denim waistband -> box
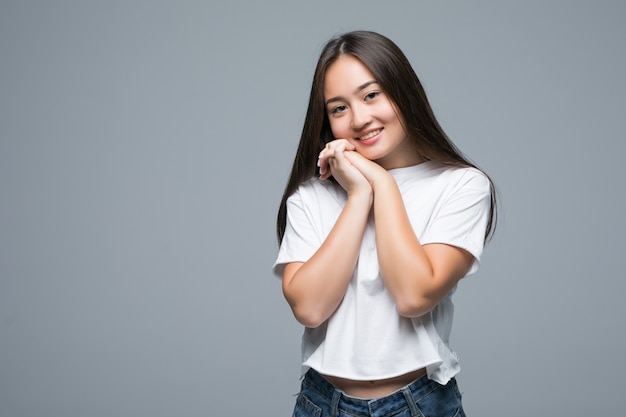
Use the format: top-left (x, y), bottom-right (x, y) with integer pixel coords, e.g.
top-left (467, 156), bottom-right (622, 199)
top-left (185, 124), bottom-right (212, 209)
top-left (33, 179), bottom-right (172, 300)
top-left (302, 368), bottom-right (443, 415)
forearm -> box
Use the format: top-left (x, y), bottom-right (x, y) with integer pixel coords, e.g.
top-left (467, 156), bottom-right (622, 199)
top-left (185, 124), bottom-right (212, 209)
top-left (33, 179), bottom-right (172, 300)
top-left (283, 191), bottom-right (372, 327)
top-left (370, 177), bottom-right (434, 315)
top-left (373, 174), bottom-right (477, 319)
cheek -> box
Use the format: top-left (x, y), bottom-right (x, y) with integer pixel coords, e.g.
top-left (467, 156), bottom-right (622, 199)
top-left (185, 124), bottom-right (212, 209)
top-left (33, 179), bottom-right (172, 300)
top-left (384, 111), bottom-right (406, 136)
top-left (329, 118), bottom-right (350, 138)
top-left (328, 119), bottom-right (339, 137)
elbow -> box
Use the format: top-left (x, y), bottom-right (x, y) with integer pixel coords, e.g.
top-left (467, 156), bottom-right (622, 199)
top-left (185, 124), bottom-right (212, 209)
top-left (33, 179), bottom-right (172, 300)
top-left (284, 290), bottom-right (328, 328)
top-left (292, 306), bottom-right (327, 328)
top-left (283, 282), bottom-right (333, 328)
top-left (394, 296), bottom-right (434, 319)
top-left (283, 290), bottom-right (328, 328)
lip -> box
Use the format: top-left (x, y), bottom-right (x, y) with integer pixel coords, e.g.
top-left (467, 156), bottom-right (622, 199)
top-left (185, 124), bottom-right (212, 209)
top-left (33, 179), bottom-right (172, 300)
top-left (356, 128), bottom-right (382, 145)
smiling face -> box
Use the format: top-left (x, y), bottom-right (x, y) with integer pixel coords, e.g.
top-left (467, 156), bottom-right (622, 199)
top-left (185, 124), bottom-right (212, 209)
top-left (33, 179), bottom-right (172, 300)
top-left (323, 55), bottom-right (421, 170)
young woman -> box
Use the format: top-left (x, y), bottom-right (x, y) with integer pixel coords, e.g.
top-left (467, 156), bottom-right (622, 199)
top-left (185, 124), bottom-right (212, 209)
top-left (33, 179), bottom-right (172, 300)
top-left (274, 31), bottom-right (496, 417)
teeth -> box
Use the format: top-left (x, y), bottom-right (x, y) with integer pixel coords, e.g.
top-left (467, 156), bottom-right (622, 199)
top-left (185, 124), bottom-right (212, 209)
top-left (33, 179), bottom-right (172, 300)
top-left (360, 129), bottom-right (380, 140)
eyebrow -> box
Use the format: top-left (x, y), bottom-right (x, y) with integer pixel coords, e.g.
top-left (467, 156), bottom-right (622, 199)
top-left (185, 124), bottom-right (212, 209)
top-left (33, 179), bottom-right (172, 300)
top-left (325, 80), bottom-right (378, 107)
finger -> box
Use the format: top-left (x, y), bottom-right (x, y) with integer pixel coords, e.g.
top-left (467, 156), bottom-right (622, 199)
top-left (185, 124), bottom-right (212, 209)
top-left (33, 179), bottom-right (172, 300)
top-left (342, 151), bottom-right (366, 172)
top-left (318, 153), bottom-right (328, 177)
top-left (318, 146), bottom-right (339, 177)
top-left (321, 156), bottom-right (339, 180)
top-left (318, 155), bottom-right (332, 179)
top-left (331, 139), bottom-right (355, 153)
top-left (320, 154), bottom-right (343, 181)
top-left (318, 139), bottom-right (352, 179)
top-left (323, 139), bottom-right (351, 156)
top-left (343, 141), bottom-right (356, 151)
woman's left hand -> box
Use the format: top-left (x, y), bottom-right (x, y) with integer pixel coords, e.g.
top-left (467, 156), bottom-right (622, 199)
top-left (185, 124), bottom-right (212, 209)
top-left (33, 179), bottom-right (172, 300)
top-left (343, 151), bottom-right (390, 188)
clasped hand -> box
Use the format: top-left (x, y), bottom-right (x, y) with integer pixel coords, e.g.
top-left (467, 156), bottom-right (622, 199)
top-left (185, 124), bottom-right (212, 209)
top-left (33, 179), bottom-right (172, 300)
top-left (317, 139), bottom-right (387, 195)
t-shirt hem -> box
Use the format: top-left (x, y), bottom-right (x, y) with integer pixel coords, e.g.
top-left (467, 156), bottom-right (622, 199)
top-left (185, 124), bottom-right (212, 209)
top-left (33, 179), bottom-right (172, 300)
top-left (301, 359), bottom-right (444, 383)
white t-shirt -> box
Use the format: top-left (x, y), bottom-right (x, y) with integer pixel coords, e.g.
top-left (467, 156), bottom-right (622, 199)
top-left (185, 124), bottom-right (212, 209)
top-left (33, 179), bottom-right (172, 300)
top-left (273, 161), bottom-right (492, 385)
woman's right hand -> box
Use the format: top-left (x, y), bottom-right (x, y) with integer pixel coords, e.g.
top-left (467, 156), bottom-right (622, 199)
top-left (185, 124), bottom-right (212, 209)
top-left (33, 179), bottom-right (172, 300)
top-left (318, 139), bottom-right (372, 197)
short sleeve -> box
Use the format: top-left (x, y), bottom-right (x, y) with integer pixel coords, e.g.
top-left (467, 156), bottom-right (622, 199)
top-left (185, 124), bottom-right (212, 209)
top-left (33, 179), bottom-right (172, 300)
top-left (421, 169), bottom-right (492, 276)
top-left (272, 189), bottom-right (322, 279)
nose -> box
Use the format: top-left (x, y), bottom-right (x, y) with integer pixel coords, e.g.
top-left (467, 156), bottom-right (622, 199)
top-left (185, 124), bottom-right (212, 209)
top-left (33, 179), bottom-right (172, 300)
top-left (350, 103), bottom-right (372, 131)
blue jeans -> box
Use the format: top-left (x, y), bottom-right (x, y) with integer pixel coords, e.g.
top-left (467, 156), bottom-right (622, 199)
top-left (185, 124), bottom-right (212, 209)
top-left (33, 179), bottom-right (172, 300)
top-left (293, 369), bottom-right (466, 417)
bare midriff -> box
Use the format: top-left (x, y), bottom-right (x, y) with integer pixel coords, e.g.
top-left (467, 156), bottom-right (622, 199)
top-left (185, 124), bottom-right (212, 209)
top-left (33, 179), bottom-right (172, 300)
top-left (322, 368), bottom-right (427, 399)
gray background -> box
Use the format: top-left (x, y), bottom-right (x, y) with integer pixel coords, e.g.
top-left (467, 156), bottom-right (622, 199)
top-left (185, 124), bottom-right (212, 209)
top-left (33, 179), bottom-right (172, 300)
top-left (1, 0), bottom-right (624, 415)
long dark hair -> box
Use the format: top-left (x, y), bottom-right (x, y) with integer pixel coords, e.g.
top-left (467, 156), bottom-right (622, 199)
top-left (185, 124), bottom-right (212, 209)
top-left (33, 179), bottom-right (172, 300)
top-left (277, 31), bottom-right (496, 243)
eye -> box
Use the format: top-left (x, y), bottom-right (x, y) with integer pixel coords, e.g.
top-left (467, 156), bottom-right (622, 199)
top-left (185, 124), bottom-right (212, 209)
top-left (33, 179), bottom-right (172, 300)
top-left (364, 91), bottom-right (380, 101)
top-left (329, 105), bottom-right (347, 115)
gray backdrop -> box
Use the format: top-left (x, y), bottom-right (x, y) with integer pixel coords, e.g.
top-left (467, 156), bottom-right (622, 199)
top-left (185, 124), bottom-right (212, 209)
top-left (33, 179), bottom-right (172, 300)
top-left (1, 1), bottom-right (625, 416)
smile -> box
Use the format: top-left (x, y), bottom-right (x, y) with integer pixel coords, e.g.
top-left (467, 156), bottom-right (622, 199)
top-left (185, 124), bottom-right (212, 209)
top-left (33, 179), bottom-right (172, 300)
top-left (359, 129), bottom-right (382, 140)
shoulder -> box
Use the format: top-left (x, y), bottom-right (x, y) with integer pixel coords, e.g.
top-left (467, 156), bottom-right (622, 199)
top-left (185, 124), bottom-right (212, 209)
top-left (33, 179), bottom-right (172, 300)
top-left (453, 166), bottom-right (491, 191)
top-left (430, 163), bottom-right (491, 194)
top-left (287, 177), bottom-right (345, 205)
top-left (398, 162), bottom-right (490, 193)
